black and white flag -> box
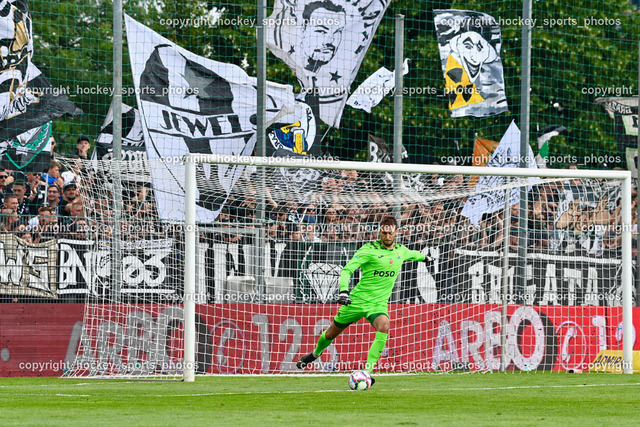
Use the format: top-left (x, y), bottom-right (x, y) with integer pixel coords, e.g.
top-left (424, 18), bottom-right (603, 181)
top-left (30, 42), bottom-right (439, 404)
top-left (93, 102), bottom-right (149, 183)
top-left (0, 0), bottom-right (81, 140)
top-left (125, 15), bottom-right (295, 222)
top-left (434, 10), bottom-right (508, 117)
top-left (347, 58), bottom-right (409, 113)
top-left (596, 97), bottom-right (638, 137)
top-left (461, 121), bottom-right (537, 225)
top-left (596, 97), bottom-right (638, 168)
top-left (265, 0), bottom-right (390, 127)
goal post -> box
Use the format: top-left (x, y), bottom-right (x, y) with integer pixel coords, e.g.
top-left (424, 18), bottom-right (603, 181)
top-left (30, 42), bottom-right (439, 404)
top-left (183, 153), bottom-right (634, 378)
top-left (184, 156), bottom-right (197, 382)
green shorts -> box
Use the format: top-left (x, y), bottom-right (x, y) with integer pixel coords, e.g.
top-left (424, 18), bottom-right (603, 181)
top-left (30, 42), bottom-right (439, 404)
top-left (333, 303), bottom-right (389, 329)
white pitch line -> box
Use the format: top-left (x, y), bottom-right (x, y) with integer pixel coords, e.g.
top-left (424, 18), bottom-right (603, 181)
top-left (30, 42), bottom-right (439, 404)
top-left (3, 393), bottom-right (92, 398)
top-left (0, 382), bottom-right (93, 389)
top-left (153, 389), bottom-right (350, 397)
top-left (3, 381), bottom-right (640, 399)
top-left (56, 394), bottom-right (91, 397)
top-left (150, 382), bottom-right (640, 397)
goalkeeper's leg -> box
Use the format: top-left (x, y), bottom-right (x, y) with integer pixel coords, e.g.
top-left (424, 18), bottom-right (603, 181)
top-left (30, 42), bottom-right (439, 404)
top-left (297, 322), bottom-right (346, 370)
top-left (364, 314), bottom-right (390, 385)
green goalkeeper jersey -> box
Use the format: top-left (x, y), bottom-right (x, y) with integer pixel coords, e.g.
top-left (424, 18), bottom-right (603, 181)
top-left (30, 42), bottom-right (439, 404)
top-left (339, 240), bottom-right (426, 306)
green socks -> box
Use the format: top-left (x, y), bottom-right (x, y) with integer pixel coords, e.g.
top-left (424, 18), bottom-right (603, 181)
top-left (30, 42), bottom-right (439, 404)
top-left (365, 331), bottom-right (388, 371)
top-left (313, 330), bottom-right (388, 371)
top-left (313, 330), bottom-right (333, 357)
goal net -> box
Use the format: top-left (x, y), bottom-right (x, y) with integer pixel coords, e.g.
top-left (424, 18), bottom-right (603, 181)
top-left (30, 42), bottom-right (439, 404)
top-left (63, 155), bottom-right (633, 379)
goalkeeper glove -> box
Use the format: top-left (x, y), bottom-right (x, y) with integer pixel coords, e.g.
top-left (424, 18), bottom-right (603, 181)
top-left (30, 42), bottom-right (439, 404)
top-left (422, 255), bottom-right (434, 264)
top-left (337, 291), bottom-right (351, 306)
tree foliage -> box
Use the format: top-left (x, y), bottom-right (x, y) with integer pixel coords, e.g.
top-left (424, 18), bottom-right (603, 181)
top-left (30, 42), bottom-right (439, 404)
top-left (30, 0), bottom-right (640, 164)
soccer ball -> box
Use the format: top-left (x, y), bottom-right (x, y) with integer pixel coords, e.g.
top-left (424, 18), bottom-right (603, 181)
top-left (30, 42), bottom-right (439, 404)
top-left (348, 370), bottom-right (372, 391)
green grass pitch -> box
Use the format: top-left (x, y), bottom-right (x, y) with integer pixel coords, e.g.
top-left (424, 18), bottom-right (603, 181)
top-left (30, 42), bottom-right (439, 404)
top-left (1, 373), bottom-right (638, 425)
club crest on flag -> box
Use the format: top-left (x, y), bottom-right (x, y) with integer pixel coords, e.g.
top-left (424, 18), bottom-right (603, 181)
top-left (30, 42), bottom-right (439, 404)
top-left (0, 121), bottom-right (52, 172)
top-left (267, 101), bottom-right (316, 155)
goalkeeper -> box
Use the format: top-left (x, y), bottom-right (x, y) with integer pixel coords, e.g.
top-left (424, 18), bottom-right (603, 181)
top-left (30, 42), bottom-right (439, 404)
top-left (296, 216), bottom-right (429, 384)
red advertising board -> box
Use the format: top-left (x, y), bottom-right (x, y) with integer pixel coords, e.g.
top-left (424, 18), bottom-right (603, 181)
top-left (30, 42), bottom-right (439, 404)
top-left (1, 304), bottom-right (638, 376)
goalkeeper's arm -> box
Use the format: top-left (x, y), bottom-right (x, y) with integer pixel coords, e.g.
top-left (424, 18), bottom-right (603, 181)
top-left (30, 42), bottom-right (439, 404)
top-left (403, 247), bottom-right (433, 264)
top-left (338, 245), bottom-right (370, 293)
top-left (336, 245), bottom-right (371, 304)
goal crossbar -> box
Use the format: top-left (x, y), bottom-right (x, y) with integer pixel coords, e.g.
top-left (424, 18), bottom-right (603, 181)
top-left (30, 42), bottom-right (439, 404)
top-left (185, 153), bottom-right (633, 180)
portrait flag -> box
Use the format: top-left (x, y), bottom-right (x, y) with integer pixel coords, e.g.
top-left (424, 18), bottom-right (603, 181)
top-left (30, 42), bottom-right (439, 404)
top-left (265, 0), bottom-right (390, 127)
top-left (125, 15), bottom-right (295, 222)
top-left (434, 9), bottom-right (508, 118)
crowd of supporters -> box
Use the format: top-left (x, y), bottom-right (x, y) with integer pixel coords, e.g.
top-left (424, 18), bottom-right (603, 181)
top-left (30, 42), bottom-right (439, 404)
top-left (0, 136), bottom-right (635, 262)
top-left (0, 135), bottom-right (153, 243)
top-left (217, 166), bottom-right (635, 259)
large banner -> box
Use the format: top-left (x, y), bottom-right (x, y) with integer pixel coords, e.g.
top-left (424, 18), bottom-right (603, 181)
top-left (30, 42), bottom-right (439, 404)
top-left (0, 235), bottom-right (182, 299)
top-left (265, 0), bottom-right (390, 127)
top-left (0, 236), bottom-right (628, 307)
top-left (434, 9), bottom-right (508, 117)
top-left (0, 233), bottom-right (57, 298)
top-left (125, 15), bottom-right (295, 222)
top-left (1, 303), bottom-right (638, 376)
top-left (56, 238), bottom-right (178, 297)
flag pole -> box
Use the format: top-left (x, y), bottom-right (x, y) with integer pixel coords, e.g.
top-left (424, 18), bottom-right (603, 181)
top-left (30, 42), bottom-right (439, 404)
top-left (111, 0), bottom-right (124, 302)
top-left (636, 40), bottom-right (640, 306)
top-left (517, 0), bottom-right (533, 304)
top-left (256, 0), bottom-right (267, 296)
top-left (392, 14), bottom-right (404, 303)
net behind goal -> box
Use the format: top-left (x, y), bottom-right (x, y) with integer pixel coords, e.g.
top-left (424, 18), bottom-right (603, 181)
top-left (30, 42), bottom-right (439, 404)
top-left (65, 155), bottom-right (634, 379)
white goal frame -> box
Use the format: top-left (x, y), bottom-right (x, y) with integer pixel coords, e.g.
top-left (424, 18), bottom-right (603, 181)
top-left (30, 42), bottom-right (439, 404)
top-left (183, 153), bottom-right (634, 381)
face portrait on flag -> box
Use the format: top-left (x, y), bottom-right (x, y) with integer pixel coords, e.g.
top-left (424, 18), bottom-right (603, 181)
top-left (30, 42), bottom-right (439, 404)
top-left (434, 10), bottom-right (508, 118)
top-left (266, 0), bottom-right (390, 128)
top-left (299, 1), bottom-right (346, 73)
top-left (449, 28), bottom-right (497, 84)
